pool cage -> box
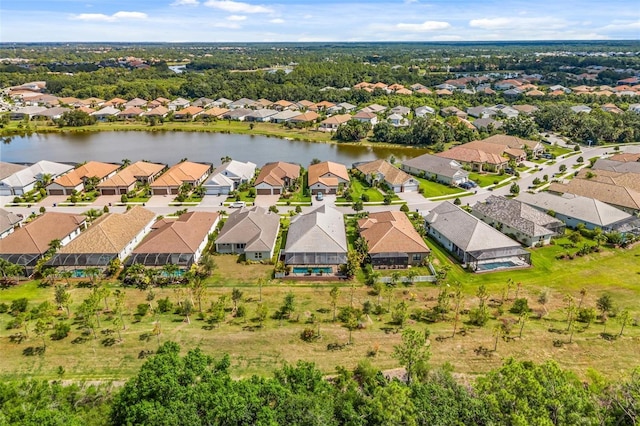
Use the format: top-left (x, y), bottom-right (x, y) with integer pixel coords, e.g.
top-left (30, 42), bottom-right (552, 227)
top-left (125, 253), bottom-right (195, 268)
top-left (283, 251), bottom-right (347, 266)
top-left (0, 253), bottom-right (41, 276)
top-left (465, 246), bottom-right (531, 272)
top-left (46, 253), bottom-right (117, 268)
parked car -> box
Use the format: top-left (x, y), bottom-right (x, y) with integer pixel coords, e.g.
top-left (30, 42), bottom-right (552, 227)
top-left (316, 192), bottom-right (324, 201)
top-left (230, 201), bottom-right (246, 208)
top-left (505, 167), bottom-right (515, 175)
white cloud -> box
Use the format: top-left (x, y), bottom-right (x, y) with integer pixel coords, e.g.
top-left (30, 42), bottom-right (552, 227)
top-left (469, 16), bottom-right (566, 30)
top-left (71, 11), bottom-right (148, 22)
top-left (404, 0), bottom-right (419, 4)
top-left (395, 20), bottom-right (451, 32)
top-left (270, 18), bottom-right (285, 24)
top-left (597, 20), bottom-right (640, 31)
top-left (227, 15), bottom-right (247, 21)
top-left (171, 0), bottom-right (199, 5)
top-left (213, 22), bottom-right (241, 28)
top-left (204, 0), bottom-right (272, 14)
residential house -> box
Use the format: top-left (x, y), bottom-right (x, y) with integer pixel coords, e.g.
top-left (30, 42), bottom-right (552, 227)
top-left (319, 114), bottom-right (352, 132)
top-left (228, 98), bottom-right (256, 109)
top-left (212, 98), bottom-right (233, 108)
top-left (592, 158), bottom-right (640, 174)
top-left (607, 152), bottom-right (640, 163)
top-left (358, 211), bottom-right (430, 268)
top-left (352, 111), bottom-right (378, 126)
top-left (480, 134), bottom-right (545, 158)
top-left (283, 205), bottom-right (347, 272)
top-left (255, 99), bottom-right (274, 109)
top-left (254, 161), bottom-right (300, 195)
top-left (192, 97), bottom-right (214, 108)
top-left (327, 102), bottom-right (356, 114)
top-left (124, 98), bottom-right (148, 109)
top-left (272, 100), bottom-right (295, 111)
top-left (472, 118), bottom-right (502, 131)
top-left (168, 97), bottom-right (190, 111)
top-left (512, 104), bottom-right (539, 115)
top-left (0, 208), bottom-right (23, 239)
top-left (127, 212), bottom-right (220, 269)
top-left (472, 195), bottom-right (564, 247)
top-left (174, 106), bottom-right (203, 120)
top-left (97, 161), bottom-right (166, 196)
top-left (200, 107), bottom-right (229, 119)
top-left (489, 105), bottom-right (519, 119)
top-left (0, 160), bottom-right (73, 196)
top-left (440, 106), bottom-right (467, 119)
top-left (309, 101), bottom-right (335, 112)
top-left (356, 159), bottom-right (418, 192)
top-left (32, 107), bottom-right (70, 120)
top-left (46, 161), bottom-right (120, 196)
top-left (46, 206), bottom-right (156, 272)
top-left (414, 106), bottom-right (435, 117)
top-left (0, 212), bottom-right (86, 275)
top-left (142, 106), bottom-right (169, 118)
top-left (215, 206), bottom-right (280, 261)
top-left (361, 104), bottom-right (387, 114)
top-left (602, 103), bottom-right (624, 114)
top-left (548, 180), bottom-right (640, 215)
top-left (436, 141), bottom-right (511, 172)
top-left (221, 108), bottom-right (252, 121)
top-left (387, 113), bottom-right (409, 127)
top-left (0, 163), bottom-right (28, 181)
top-left (308, 161), bottom-right (350, 195)
top-left (570, 105), bottom-right (592, 114)
top-left (10, 106), bottom-right (47, 120)
top-left (245, 109), bottom-right (278, 122)
top-left (204, 160), bottom-right (257, 195)
top-left (288, 111), bottom-right (319, 125)
top-left (401, 153), bottom-right (469, 186)
top-left (466, 106), bottom-right (495, 119)
top-left (270, 110), bottom-right (301, 123)
top-left (295, 100), bottom-right (315, 110)
top-left (91, 106), bottom-right (120, 121)
top-left (425, 202), bottom-right (531, 272)
top-left (149, 161), bottom-right (210, 196)
top-left (117, 106), bottom-right (144, 120)
top-left (517, 192), bottom-right (640, 235)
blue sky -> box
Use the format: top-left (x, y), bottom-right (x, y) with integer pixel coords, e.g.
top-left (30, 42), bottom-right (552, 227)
top-left (2, 0), bottom-right (639, 42)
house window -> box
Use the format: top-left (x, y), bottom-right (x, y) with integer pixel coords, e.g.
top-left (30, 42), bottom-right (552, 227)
top-left (412, 254), bottom-right (422, 261)
top-left (255, 252), bottom-right (263, 259)
top-left (236, 243), bottom-right (245, 249)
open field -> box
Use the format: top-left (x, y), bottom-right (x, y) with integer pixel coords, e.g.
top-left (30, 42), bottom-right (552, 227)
top-left (414, 176), bottom-right (463, 198)
top-left (1, 247), bottom-right (639, 382)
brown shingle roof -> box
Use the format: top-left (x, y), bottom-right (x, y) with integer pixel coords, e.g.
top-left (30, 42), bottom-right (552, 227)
top-left (289, 111), bottom-right (319, 123)
top-left (357, 160), bottom-right (413, 186)
top-left (358, 211), bottom-right (430, 255)
top-left (549, 180), bottom-right (640, 211)
top-left (151, 162), bottom-right (210, 188)
top-left (320, 114), bottom-right (351, 126)
top-left (98, 161), bottom-right (165, 189)
top-left (51, 161), bottom-right (119, 188)
top-left (308, 161), bottom-right (350, 187)
top-left (0, 212), bottom-right (86, 255)
top-left (57, 206), bottom-right (156, 254)
top-left (254, 162), bottom-right (300, 187)
top-left (607, 153), bottom-right (640, 163)
top-left (132, 212), bottom-right (219, 254)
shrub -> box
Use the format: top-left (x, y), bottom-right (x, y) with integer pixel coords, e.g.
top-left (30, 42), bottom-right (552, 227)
top-left (400, 204), bottom-right (409, 212)
top-left (51, 322), bottom-right (71, 340)
top-left (510, 298), bottom-right (529, 315)
top-left (156, 297), bottom-right (174, 313)
top-left (300, 327), bottom-right (319, 342)
top-left (361, 193), bottom-right (369, 202)
top-left (0, 302), bottom-right (8, 313)
top-left (10, 298), bottom-right (28, 315)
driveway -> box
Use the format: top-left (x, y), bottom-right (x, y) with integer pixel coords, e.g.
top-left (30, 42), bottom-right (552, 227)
top-left (397, 191), bottom-right (427, 205)
top-left (254, 194), bottom-right (280, 207)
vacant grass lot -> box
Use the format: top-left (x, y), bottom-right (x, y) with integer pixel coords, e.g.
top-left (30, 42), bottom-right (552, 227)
top-left (469, 173), bottom-right (503, 187)
top-left (1, 244), bottom-right (638, 382)
top-left (413, 176), bottom-right (463, 198)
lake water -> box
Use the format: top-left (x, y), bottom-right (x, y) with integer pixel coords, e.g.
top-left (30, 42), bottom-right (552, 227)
top-left (0, 131), bottom-right (428, 167)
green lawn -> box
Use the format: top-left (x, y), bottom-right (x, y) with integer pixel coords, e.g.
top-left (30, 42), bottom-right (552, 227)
top-left (226, 190), bottom-right (256, 203)
top-left (546, 145), bottom-right (572, 157)
top-left (414, 176), bottom-right (464, 198)
top-left (469, 173), bottom-right (502, 188)
top-left (279, 173), bottom-right (311, 203)
top-left (337, 178), bottom-right (387, 203)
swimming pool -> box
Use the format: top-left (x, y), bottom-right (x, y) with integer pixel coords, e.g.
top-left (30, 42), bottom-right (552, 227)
top-left (292, 267), bottom-right (333, 274)
top-left (477, 261), bottom-right (519, 271)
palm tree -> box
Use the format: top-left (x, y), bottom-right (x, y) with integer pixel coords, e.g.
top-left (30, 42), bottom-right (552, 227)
top-left (36, 173), bottom-right (53, 189)
top-left (84, 267), bottom-right (101, 286)
top-left (121, 158), bottom-right (132, 168)
top-left (47, 239), bottom-right (62, 254)
top-left (221, 155), bottom-right (232, 164)
top-left (162, 263), bottom-right (179, 283)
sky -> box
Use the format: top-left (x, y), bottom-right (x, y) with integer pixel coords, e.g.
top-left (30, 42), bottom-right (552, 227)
top-left (1, 0), bottom-right (639, 43)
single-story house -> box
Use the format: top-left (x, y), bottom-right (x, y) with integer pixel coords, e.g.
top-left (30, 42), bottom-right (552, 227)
top-left (245, 109), bottom-right (278, 122)
top-left (192, 97), bottom-right (214, 109)
top-left (517, 192), bottom-right (640, 235)
top-left (0, 160), bottom-right (73, 196)
top-left (440, 106), bottom-right (467, 119)
top-left (168, 98), bottom-right (190, 111)
top-left (480, 134), bottom-right (545, 158)
top-left (200, 107), bottom-right (229, 119)
top-left (570, 105), bottom-right (592, 114)
top-left (221, 108), bottom-right (253, 121)
top-left (32, 107), bottom-right (70, 120)
top-left (390, 106), bottom-right (411, 116)
top-left (124, 98), bottom-right (148, 109)
top-left (254, 161), bottom-right (300, 195)
top-left (46, 206), bottom-right (156, 272)
top-left (360, 104), bottom-right (387, 114)
top-left (91, 106), bottom-right (120, 121)
top-left (352, 111), bottom-right (378, 126)
top-left (215, 206), bottom-right (280, 261)
top-left (46, 161), bottom-right (120, 196)
top-left (117, 106), bottom-right (144, 120)
top-left (548, 180), bottom-right (640, 215)
top-left (401, 153), bottom-right (469, 186)
top-left (471, 195), bottom-right (565, 247)
top-left (204, 160), bottom-right (257, 195)
top-left (142, 106), bottom-right (169, 118)
top-left (358, 211), bottom-right (430, 269)
top-left (415, 106), bottom-right (435, 117)
top-left (436, 141), bottom-right (511, 172)
top-left (0, 162), bottom-right (28, 181)
top-left (318, 114), bottom-right (351, 132)
top-left (174, 106), bottom-right (204, 120)
top-left (467, 106), bottom-right (495, 119)
top-left (127, 212), bottom-right (220, 269)
top-left (97, 161), bottom-right (166, 196)
top-left (270, 110), bottom-right (301, 123)
top-left (10, 106), bottom-right (48, 120)
top-left (0, 208), bottom-right (23, 239)
top-left (283, 205), bottom-right (347, 273)
top-left (327, 102), bottom-right (356, 114)
top-left (387, 113), bottom-right (409, 127)
top-left (228, 98), bottom-right (256, 109)
top-left (288, 111), bottom-right (319, 125)
top-left (308, 161), bottom-right (350, 195)
top-left (425, 201), bottom-right (531, 272)
top-left (150, 161), bottom-right (211, 196)
top-left (213, 98), bottom-right (233, 107)
top-left (592, 158), bottom-right (640, 175)
top-left (472, 118), bottom-right (503, 131)
top-left (0, 212), bottom-right (86, 275)
top-left (356, 159), bottom-right (418, 193)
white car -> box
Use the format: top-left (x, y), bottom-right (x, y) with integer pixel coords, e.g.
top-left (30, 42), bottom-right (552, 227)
top-left (230, 201), bottom-right (246, 208)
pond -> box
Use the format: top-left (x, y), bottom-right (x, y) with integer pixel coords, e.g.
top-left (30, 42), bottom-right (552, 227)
top-left (1, 131), bottom-right (428, 167)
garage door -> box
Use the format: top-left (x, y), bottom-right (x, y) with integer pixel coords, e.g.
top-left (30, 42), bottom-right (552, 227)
top-left (257, 188), bottom-right (272, 195)
top-left (0, 189), bottom-right (12, 196)
top-left (48, 189), bottom-right (64, 196)
top-left (273, 188), bottom-right (281, 195)
top-left (101, 189), bottom-right (116, 195)
top-left (403, 183), bottom-right (419, 192)
top-left (153, 188), bottom-right (168, 195)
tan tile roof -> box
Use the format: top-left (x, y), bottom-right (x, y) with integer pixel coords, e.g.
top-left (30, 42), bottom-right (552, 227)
top-left (57, 207), bottom-right (156, 254)
top-left (358, 211), bottom-right (429, 255)
top-left (51, 161), bottom-right (119, 188)
top-left (142, 106), bottom-right (169, 116)
top-left (308, 161), bottom-right (349, 187)
top-left (320, 114), bottom-right (352, 126)
top-left (98, 161), bottom-right (165, 189)
top-left (314, 101), bottom-right (336, 109)
top-left (254, 162), bottom-right (300, 187)
top-left (132, 212), bottom-right (219, 254)
top-left (151, 161), bottom-right (210, 188)
top-left (78, 106), bottom-right (95, 114)
top-left (274, 100), bottom-right (293, 107)
top-left (607, 153), bottom-right (640, 163)
top-left (436, 141), bottom-right (509, 165)
top-left (201, 107), bottom-right (229, 117)
top-left (104, 97), bottom-right (127, 106)
top-left (549, 180), bottom-right (640, 211)
top-left (289, 111), bottom-right (319, 122)
top-left (118, 106), bottom-right (144, 116)
top-left (174, 106), bottom-right (203, 116)
top-left (576, 169), bottom-right (640, 192)
top-left (357, 160), bottom-right (413, 186)
top-left (0, 212), bottom-right (86, 255)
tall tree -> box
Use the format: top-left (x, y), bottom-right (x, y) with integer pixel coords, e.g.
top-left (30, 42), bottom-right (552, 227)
top-left (393, 328), bottom-right (431, 384)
